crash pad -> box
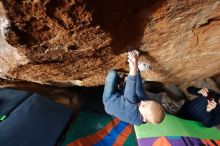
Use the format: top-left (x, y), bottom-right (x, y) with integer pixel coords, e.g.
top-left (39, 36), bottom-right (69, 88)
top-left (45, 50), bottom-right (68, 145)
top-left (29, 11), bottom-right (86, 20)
top-left (0, 93), bottom-right (72, 146)
top-left (134, 114), bottom-right (220, 146)
top-left (61, 111), bottom-right (136, 146)
top-left (0, 88), bottom-right (32, 121)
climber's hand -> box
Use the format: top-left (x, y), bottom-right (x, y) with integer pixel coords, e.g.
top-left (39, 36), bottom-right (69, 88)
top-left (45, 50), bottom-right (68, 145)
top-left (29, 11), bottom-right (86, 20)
top-left (128, 51), bottom-right (138, 75)
top-left (206, 100), bottom-right (217, 112)
top-left (198, 88), bottom-right (208, 97)
top-left (133, 50), bottom-right (140, 59)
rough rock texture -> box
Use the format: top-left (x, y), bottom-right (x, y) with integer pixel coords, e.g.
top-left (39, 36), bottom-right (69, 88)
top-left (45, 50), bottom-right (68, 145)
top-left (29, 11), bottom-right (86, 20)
top-left (0, 0), bottom-right (220, 87)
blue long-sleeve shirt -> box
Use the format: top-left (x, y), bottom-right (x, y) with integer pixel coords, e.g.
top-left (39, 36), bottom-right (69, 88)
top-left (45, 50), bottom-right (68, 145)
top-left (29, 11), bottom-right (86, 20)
top-left (177, 86), bottom-right (220, 127)
top-left (104, 76), bottom-right (143, 125)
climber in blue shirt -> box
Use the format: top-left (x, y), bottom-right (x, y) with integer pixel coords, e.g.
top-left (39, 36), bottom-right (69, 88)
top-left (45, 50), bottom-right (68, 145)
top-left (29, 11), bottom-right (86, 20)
top-left (177, 86), bottom-right (220, 127)
top-left (102, 50), bottom-right (165, 125)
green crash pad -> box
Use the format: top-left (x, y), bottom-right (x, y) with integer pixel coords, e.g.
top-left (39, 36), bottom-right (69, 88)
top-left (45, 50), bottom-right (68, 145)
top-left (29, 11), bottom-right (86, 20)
top-left (135, 114), bottom-right (220, 140)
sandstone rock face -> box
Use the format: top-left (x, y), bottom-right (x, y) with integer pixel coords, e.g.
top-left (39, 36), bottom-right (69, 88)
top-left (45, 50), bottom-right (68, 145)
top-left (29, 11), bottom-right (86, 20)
top-left (0, 0), bottom-right (220, 86)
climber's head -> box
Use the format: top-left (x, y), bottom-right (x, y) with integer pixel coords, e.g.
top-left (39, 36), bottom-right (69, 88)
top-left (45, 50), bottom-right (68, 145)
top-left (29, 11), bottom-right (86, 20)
top-left (138, 100), bottom-right (165, 124)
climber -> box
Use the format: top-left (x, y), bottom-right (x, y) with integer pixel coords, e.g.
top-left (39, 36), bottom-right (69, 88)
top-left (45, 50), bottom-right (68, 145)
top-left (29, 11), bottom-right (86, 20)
top-left (177, 86), bottom-right (220, 127)
top-left (102, 50), bottom-right (165, 125)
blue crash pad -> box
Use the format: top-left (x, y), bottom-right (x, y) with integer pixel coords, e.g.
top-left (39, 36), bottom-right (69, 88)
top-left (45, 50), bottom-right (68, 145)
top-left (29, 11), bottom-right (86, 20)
top-left (0, 88), bottom-right (32, 120)
top-left (0, 93), bottom-right (72, 146)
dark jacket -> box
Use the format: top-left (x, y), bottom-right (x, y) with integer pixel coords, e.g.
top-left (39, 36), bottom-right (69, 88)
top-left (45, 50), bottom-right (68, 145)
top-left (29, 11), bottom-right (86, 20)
top-left (177, 86), bottom-right (220, 127)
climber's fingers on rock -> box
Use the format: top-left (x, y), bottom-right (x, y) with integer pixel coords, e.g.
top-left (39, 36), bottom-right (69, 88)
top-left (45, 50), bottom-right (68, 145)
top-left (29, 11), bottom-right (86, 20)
top-left (131, 51), bottom-right (138, 61)
top-left (133, 50), bottom-right (139, 58)
top-left (128, 52), bottom-right (134, 61)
